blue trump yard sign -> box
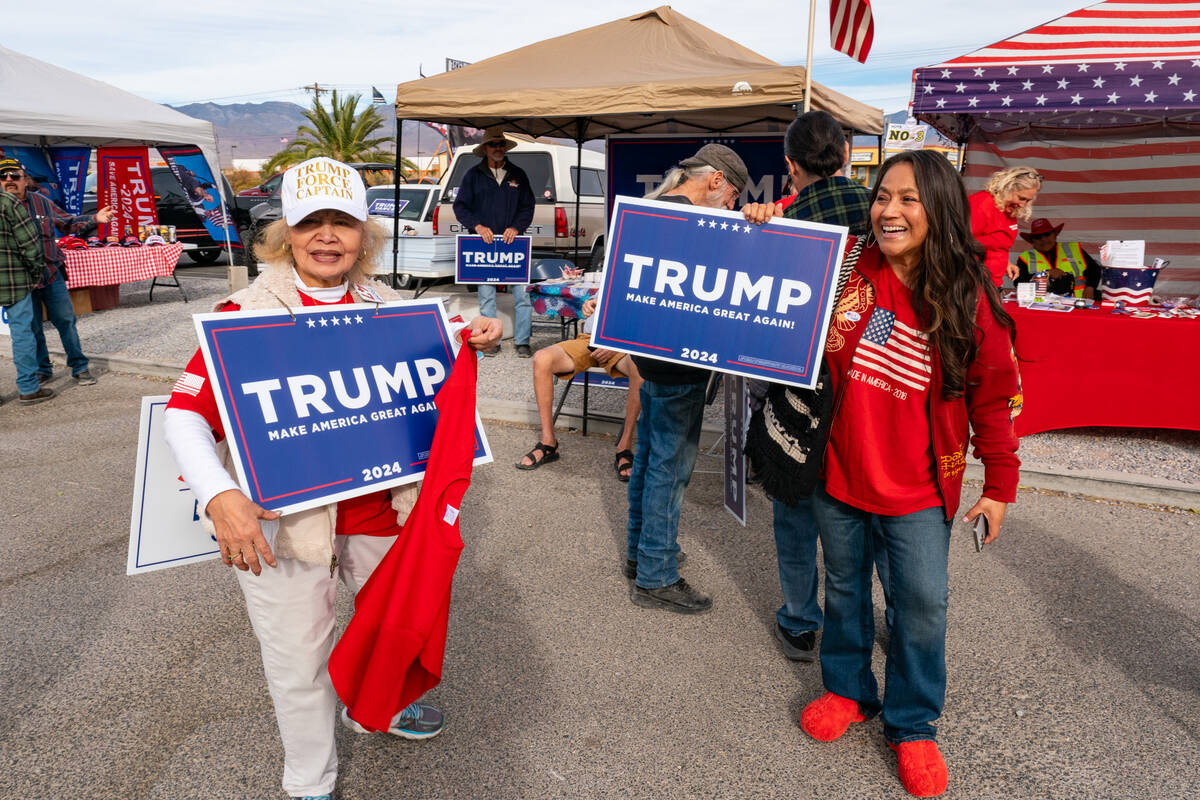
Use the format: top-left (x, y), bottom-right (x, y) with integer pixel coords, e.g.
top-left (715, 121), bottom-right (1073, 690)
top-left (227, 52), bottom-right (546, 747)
top-left (455, 234), bottom-right (531, 284)
top-left (590, 196), bottom-right (847, 390)
top-left (194, 299), bottom-right (492, 515)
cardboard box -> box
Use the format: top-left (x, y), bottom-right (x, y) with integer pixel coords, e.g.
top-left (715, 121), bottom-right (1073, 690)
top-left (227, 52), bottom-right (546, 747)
top-left (68, 287), bottom-right (92, 316)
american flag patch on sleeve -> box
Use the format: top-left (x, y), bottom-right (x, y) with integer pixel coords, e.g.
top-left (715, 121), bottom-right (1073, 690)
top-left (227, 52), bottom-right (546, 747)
top-left (171, 371), bottom-right (205, 397)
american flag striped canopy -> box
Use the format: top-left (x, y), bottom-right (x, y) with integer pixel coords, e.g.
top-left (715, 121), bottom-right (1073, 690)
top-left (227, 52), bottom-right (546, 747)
top-left (911, 1), bottom-right (1200, 294)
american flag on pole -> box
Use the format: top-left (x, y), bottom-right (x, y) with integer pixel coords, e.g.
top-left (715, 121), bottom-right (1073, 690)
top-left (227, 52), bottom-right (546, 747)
top-left (830, 0), bottom-right (874, 64)
top-left (851, 307), bottom-right (931, 392)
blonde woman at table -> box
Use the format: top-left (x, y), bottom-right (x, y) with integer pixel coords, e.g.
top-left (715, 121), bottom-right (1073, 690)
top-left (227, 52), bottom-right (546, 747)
top-left (0, 157), bottom-right (113, 395)
top-left (162, 157), bottom-right (500, 800)
top-left (968, 166), bottom-right (1042, 288)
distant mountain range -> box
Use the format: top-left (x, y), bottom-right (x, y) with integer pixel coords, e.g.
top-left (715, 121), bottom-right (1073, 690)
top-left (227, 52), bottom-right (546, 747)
top-left (170, 101), bottom-right (450, 164)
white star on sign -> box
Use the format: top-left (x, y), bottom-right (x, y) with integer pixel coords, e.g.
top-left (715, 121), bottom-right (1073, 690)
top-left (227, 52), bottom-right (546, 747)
top-left (331, 316), bottom-right (340, 326)
top-left (1021, 80), bottom-right (1034, 90)
top-left (936, 97), bottom-right (947, 108)
top-left (697, 219), bottom-right (706, 227)
top-left (1145, 90), bottom-right (1158, 103)
top-left (1070, 94), bottom-right (1083, 104)
top-left (743, 224), bottom-right (752, 233)
top-left (1057, 79), bottom-right (1069, 89)
top-left (1129, 75), bottom-right (1142, 87)
top-left (1035, 95), bottom-right (1048, 105)
top-left (1093, 76), bottom-right (1106, 88)
top-left (307, 318), bottom-right (316, 328)
top-left (1114, 61), bottom-right (1127, 71)
top-left (955, 82), bottom-right (966, 93)
top-left (941, 69), bottom-right (952, 78)
top-left (987, 81), bottom-right (999, 92)
top-left (1107, 92), bottom-right (1120, 104)
top-left (354, 314), bottom-right (363, 324)
top-left (968, 97), bottom-right (980, 107)
top-left (1077, 63), bottom-right (1090, 72)
top-left (1001, 96), bottom-right (1013, 107)
top-left (1168, 73), bottom-right (1181, 86)
top-left (1184, 90), bottom-right (1197, 102)
top-left (923, 84), bottom-right (933, 94)
top-left (343, 315), bottom-right (352, 325)
top-left (1007, 66), bottom-right (1019, 75)
top-left (708, 220), bottom-right (717, 228)
top-left (720, 222), bottom-right (729, 230)
top-left (1152, 60), bottom-right (1164, 69)
top-left (973, 68), bottom-right (985, 76)
top-left (319, 317), bottom-right (328, 327)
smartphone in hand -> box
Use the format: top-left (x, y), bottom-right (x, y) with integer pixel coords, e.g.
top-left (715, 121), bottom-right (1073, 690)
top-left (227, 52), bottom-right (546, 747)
top-left (972, 515), bottom-right (988, 553)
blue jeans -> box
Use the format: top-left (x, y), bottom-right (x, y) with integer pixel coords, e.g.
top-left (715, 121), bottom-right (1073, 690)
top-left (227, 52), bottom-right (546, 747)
top-left (626, 379), bottom-right (708, 588)
top-left (5, 293), bottom-right (41, 394)
top-left (477, 283), bottom-right (531, 346)
top-left (32, 270), bottom-right (88, 376)
top-left (773, 500), bottom-right (892, 636)
top-left (811, 484), bottom-right (951, 743)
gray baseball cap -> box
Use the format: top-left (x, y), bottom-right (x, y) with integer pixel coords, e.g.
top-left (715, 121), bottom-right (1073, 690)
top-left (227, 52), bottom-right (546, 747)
top-left (679, 143), bottom-right (749, 193)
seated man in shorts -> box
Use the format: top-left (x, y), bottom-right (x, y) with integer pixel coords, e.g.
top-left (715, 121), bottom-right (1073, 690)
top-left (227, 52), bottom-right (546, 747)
top-left (516, 298), bottom-right (642, 481)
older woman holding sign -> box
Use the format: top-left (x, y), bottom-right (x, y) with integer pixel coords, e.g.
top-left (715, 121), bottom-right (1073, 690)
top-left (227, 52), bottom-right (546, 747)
top-left (791, 151), bottom-right (1020, 797)
top-left (163, 157), bottom-right (499, 800)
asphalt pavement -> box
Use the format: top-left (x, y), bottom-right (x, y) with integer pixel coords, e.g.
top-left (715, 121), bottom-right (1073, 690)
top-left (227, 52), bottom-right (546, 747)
top-left (0, 361), bottom-right (1197, 800)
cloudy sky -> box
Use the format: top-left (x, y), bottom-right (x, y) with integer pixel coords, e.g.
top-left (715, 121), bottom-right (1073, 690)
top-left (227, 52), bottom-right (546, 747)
top-left (8, 0), bottom-right (1088, 114)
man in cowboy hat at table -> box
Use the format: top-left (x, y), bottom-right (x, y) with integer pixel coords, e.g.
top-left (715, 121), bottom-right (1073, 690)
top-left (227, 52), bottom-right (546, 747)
top-left (1015, 217), bottom-right (1102, 299)
top-left (452, 127), bottom-right (535, 357)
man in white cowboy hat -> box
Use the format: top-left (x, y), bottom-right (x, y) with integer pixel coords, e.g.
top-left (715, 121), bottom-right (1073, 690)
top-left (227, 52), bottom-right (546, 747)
top-left (452, 126), bottom-right (536, 357)
top-left (1015, 217), bottom-right (1101, 298)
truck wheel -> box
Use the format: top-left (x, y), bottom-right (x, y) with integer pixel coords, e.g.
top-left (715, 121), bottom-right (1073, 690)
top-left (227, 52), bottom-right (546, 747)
top-left (589, 239), bottom-right (605, 270)
top-left (187, 247), bottom-right (222, 266)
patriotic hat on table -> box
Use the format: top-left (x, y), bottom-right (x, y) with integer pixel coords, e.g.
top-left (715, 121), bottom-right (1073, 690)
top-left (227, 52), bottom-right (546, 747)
top-left (280, 157), bottom-right (367, 226)
top-left (1020, 218), bottom-right (1066, 243)
top-left (144, 234), bottom-right (167, 246)
top-left (57, 235), bottom-right (87, 249)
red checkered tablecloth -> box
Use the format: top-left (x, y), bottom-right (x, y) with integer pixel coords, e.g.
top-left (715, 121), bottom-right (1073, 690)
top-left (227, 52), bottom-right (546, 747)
top-left (63, 244), bottom-right (184, 289)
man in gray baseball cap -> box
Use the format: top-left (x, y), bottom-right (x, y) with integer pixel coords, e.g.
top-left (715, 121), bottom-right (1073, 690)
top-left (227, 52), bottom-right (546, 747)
top-left (622, 141), bottom-right (751, 616)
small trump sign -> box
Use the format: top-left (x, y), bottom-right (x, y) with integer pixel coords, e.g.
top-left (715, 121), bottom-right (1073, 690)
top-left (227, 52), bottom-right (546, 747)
top-left (455, 235), bottom-right (531, 284)
top-left (590, 196), bottom-right (847, 390)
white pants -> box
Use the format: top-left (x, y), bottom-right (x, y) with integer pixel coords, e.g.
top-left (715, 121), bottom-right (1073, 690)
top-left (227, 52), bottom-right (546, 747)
top-left (237, 534), bottom-right (395, 797)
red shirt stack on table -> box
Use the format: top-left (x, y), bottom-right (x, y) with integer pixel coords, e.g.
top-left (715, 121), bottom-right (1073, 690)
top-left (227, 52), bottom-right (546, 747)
top-left (166, 289), bottom-right (401, 536)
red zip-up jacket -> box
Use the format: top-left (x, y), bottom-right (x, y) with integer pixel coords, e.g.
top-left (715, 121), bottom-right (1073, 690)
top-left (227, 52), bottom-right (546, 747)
top-left (824, 240), bottom-right (1022, 520)
top-left (969, 189), bottom-right (1020, 288)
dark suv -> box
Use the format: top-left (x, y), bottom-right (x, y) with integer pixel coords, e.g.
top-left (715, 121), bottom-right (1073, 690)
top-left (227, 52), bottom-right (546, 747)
top-left (83, 168), bottom-right (246, 265)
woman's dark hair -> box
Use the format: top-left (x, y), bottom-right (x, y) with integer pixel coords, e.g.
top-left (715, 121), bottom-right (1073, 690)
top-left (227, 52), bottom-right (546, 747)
top-left (784, 111), bottom-right (847, 179)
top-left (869, 150), bottom-right (1015, 399)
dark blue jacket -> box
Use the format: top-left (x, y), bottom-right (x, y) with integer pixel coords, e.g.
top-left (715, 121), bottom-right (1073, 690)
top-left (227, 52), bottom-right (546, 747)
top-left (452, 159), bottom-right (535, 234)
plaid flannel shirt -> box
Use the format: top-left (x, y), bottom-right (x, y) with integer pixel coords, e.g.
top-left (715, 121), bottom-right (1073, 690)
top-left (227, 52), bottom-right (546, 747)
top-left (21, 191), bottom-right (95, 284)
top-left (784, 175), bottom-right (871, 236)
top-left (0, 191), bottom-right (45, 306)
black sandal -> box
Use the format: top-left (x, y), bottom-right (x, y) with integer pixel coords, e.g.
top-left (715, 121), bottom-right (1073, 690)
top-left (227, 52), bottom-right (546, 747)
top-left (614, 449), bottom-right (634, 482)
top-left (515, 441), bottom-right (560, 470)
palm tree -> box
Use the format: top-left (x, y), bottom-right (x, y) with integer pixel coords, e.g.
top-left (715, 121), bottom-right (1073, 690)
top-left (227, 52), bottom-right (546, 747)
top-left (262, 91), bottom-right (414, 177)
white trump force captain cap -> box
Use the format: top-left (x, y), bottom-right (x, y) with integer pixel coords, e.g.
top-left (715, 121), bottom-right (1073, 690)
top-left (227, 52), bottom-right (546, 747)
top-left (280, 157), bottom-right (367, 226)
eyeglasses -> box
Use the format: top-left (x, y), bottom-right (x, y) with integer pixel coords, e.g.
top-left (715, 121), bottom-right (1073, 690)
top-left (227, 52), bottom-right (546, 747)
top-left (484, 141), bottom-right (508, 148)
top-left (0, 171), bottom-right (23, 180)
top-left (1020, 169), bottom-right (1044, 184)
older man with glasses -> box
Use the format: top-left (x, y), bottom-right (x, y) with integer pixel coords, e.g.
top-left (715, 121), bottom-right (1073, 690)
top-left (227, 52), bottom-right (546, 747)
top-left (452, 128), bottom-right (536, 357)
top-left (0, 158), bottom-right (113, 387)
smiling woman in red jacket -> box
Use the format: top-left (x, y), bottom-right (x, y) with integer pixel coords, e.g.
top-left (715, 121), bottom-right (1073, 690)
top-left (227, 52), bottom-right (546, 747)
top-left (799, 151), bottom-right (1021, 798)
top-left (968, 166), bottom-right (1043, 287)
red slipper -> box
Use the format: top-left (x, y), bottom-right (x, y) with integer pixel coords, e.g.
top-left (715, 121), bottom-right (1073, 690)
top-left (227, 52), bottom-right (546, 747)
top-left (889, 740), bottom-right (949, 797)
top-left (799, 692), bottom-right (865, 742)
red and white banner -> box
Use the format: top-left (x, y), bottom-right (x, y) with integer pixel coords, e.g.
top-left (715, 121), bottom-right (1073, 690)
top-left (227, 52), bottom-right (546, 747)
top-left (97, 146), bottom-right (159, 240)
top-left (830, 0), bottom-right (874, 64)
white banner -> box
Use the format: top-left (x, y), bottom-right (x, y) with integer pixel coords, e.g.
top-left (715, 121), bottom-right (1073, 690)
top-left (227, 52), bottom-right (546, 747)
top-left (127, 395), bottom-right (220, 575)
top-left (884, 120), bottom-right (929, 152)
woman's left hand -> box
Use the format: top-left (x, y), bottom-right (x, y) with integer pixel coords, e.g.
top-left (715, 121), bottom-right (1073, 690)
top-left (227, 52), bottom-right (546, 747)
top-left (464, 316), bottom-right (502, 350)
top-left (1005, 262), bottom-right (1020, 280)
top-left (961, 497), bottom-right (1007, 544)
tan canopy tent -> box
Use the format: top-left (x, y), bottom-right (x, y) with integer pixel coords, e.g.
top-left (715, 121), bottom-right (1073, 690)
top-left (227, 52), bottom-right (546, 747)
top-left (393, 6), bottom-right (883, 138)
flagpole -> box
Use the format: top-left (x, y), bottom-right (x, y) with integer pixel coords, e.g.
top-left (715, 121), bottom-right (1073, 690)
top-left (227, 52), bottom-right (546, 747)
top-left (803, 0), bottom-right (816, 112)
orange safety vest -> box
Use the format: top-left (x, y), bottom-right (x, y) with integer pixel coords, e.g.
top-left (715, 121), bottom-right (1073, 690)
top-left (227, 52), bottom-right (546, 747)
top-left (1020, 242), bottom-right (1088, 297)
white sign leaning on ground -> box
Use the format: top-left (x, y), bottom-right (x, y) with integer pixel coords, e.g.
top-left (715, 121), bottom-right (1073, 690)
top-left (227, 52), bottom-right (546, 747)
top-left (127, 395), bottom-right (220, 575)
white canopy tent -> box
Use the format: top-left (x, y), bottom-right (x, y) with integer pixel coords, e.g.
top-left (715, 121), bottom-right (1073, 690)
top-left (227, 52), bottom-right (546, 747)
top-left (0, 44), bottom-right (222, 173)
